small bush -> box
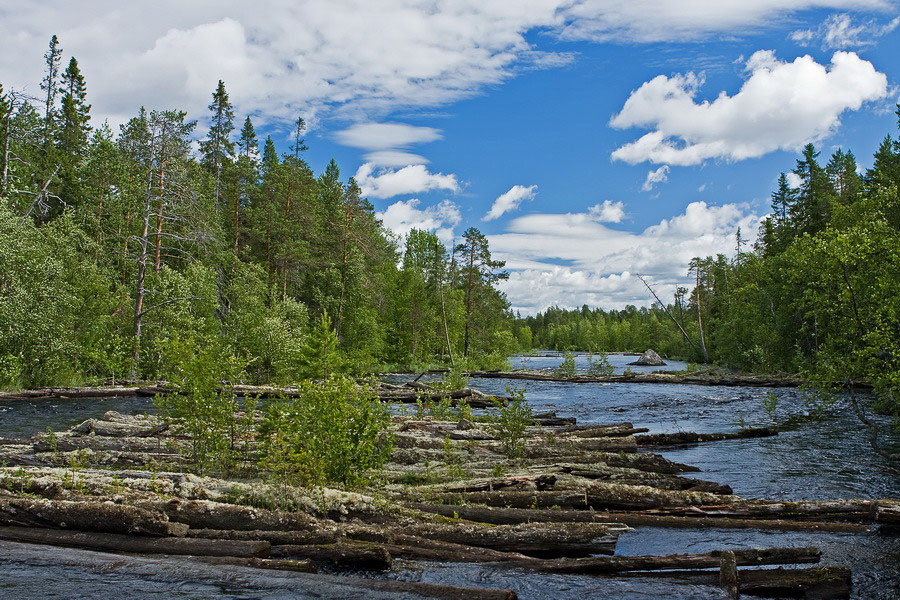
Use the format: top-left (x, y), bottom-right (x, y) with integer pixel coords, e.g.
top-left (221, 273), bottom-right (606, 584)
top-left (489, 387), bottom-right (532, 458)
top-left (587, 352), bottom-right (614, 376)
top-left (555, 352), bottom-right (577, 377)
top-left (258, 377), bottom-right (392, 487)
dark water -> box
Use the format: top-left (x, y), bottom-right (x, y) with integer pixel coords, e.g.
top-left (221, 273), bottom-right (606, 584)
top-left (1, 356), bottom-right (898, 599)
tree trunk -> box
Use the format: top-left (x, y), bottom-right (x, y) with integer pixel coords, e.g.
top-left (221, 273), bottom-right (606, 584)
top-left (130, 144), bottom-right (155, 381)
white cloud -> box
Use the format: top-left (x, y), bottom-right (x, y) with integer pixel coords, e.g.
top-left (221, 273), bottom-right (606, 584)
top-left (642, 165), bottom-right (670, 191)
top-left (376, 198), bottom-right (461, 244)
top-left (588, 200), bottom-right (626, 223)
top-left (786, 172), bottom-right (804, 188)
top-left (491, 201), bottom-right (761, 313)
top-left (484, 184), bottom-right (537, 221)
top-left (792, 13), bottom-right (900, 48)
top-left (334, 123), bottom-right (442, 150)
top-left (0, 2), bottom-right (891, 129)
top-left (355, 163), bottom-right (460, 199)
top-left (610, 50), bottom-right (888, 166)
top-left (362, 150), bottom-right (430, 167)
top-left (698, 183), bottom-right (708, 192)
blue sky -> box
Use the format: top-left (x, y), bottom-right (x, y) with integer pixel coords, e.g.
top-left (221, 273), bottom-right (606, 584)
top-left (2, 2), bottom-right (898, 312)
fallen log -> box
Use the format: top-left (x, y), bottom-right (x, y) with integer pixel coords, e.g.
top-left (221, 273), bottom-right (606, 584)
top-left (270, 542), bottom-right (392, 570)
top-left (406, 502), bottom-right (623, 525)
top-left (70, 417), bottom-right (168, 438)
top-left (636, 427), bottom-right (777, 446)
top-left (719, 550), bottom-right (739, 599)
top-left (467, 370), bottom-right (805, 388)
top-left (596, 511), bottom-right (873, 533)
top-left (32, 433), bottom-right (173, 453)
top-left (188, 527), bottom-right (339, 546)
top-left (192, 555), bottom-right (317, 573)
top-left (0, 498), bottom-right (185, 537)
top-left (147, 499), bottom-right (318, 531)
top-left (647, 499), bottom-right (887, 522)
top-left (526, 546), bottom-right (821, 575)
top-left (0, 525), bottom-right (270, 557)
top-left (738, 567), bottom-right (851, 599)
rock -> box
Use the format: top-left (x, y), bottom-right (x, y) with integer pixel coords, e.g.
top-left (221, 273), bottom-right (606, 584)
top-left (628, 350), bottom-right (666, 367)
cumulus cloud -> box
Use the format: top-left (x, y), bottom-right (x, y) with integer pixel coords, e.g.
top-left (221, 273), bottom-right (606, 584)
top-left (484, 185), bottom-right (537, 221)
top-left (355, 163), bottom-right (460, 199)
top-left (0, 2), bottom-right (890, 128)
top-left (642, 165), bottom-right (670, 191)
top-left (610, 50), bottom-right (888, 166)
top-left (376, 198), bottom-right (461, 244)
top-left (791, 13), bottom-right (900, 48)
top-left (490, 201), bottom-right (761, 313)
top-left (588, 200), bottom-right (626, 223)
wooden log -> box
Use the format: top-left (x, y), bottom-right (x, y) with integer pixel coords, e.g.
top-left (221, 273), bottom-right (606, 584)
top-left (192, 555), bottom-right (317, 573)
top-left (388, 521), bottom-right (619, 557)
top-left (188, 528), bottom-right (339, 546)
top-left (647, 499), bottom-right (884, 522)
top-left (406, 502), bottom-right (623, 525)
top-left (410, 474), bottom-right (558, 494)
top-left (719, 550), bottom-right (739, 599)
top-left (0, 525), bottom-right (270, 557)
top-left (270, 542), bottom-right (392, 570)
top-left (70, 418), bottom-right (168, 438)
top-left (0, 498), bottom-right (186, 536)
top-left (435, 482), bottom-right (738, 511)
top-left (32, 433), bottom-right (173, 453)
top-left (467, 370), bottom-right (805, 388)
top-left (147, 499), bottom-right (318, 531)
top-left (526, 547), bottom-right (821, 575)
top-left (596, 511), bottom-right (873, 533)
top-left (554, 466), bottom-right (732, 494)
top-left (636, 427), bottom-right (777, 446)
top-left (738, 567), bottom-right (851, 599)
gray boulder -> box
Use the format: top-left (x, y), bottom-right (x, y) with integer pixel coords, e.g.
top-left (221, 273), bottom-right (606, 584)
top-left (628, 349), bottom-right (666, 366)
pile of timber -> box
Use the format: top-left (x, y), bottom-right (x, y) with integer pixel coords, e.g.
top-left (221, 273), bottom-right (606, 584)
top-left (0, 410), bottom-right (894, 599)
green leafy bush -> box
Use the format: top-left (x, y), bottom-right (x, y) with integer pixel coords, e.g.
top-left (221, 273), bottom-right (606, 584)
top-left (555, 352), bottom-right (577, 377)
top-left (489, 387), bottom-right (532, 458)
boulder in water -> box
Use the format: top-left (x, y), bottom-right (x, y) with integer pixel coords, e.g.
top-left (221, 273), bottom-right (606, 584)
top-left (628, 349), bottom-right (666, 366)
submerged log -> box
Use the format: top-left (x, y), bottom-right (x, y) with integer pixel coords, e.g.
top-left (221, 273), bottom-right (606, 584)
top-left (636, 427), bottom-right (777, 446)
top-left (739, 567), bottom-right (851, 599)
top-left (0, 525), bottom-right (271, 557)
top-left (0, 498), bottom-right (185, 536)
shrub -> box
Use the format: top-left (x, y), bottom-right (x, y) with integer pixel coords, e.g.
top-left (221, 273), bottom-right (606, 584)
top-left (587, 352), bottom-right (614, 376)
top-left (489, 387), bottom-right (532, 458)
top-left (258, 377), bottom-right (392, 486)
top-left (555, 352), bottom-right (577, 377)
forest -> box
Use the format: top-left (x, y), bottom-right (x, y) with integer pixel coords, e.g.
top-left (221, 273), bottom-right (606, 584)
top-left (0, 37), bottom-right (519, 390)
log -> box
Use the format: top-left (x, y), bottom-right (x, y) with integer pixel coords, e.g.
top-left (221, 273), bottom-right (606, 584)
top-left (467, 370), bottom-right (804, 388)
top-left (70, 417), bottom-right (168, 438)
top-left (738, 567), bottom-right (851, 599)
top-left (410, 474), bottom-right (558, 494)
top-left (647, 499), bottom-right (885, 522)
top-left (636, 427), bottom-right (777, 446)
top-left (32, 433), bottom-right (173, 453)
top-left (596, 511), bottom-right (873, 533)
top-left (270, 542), bottom-right (392, 570)
top-left (0, 498), bottom-right (185, 536)
top-left (192, 555), bottom-right (317, 573)
top-left (525, 547), bottom-right (821, 575)
top-left (406, 502), bottom-right (623, 525)
top-left (390, 521), bottom-right (618, 557)
top-left (147, 499), bottom-right (318, 531)
top-left (0, 525), bottom-right (270, 557)
top-left (719, 550), bottom-right (739, 599)
top-left (188, 528), bottom-right (339, 546)
top-left (435, 482), bottom-right (738, 511)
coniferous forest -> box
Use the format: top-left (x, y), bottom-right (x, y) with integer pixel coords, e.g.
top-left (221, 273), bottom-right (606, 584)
top-left (0, 37), bottom-right (518, 389)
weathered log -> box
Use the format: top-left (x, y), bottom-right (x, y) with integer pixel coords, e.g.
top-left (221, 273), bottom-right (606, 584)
top-left (738, 567), bottom-right (851, 599)
top-left (719, 550), bottom-right (739, 599)
top-left (596, 511), bottom-right (873, 533)
top-left (0, 525), bottom-right (271, 557)
top-left (70, 417), bottom-right (168, 438)
top-left (647, 499), bottom-right (887, 522)
top-left (636, 427), bottom-right (777, 446)
top-left (407, 502), bottom-right (622, 525)
top-left (188, 527), bottom-right (339, 546)
top-left (0, 498), bottom-right (185, 536)
top-left (561, 424), bottom-right (650, 438)
top-left (409, 474), bottom-right (557, 494)
top-left (192, 555), bottom-right (317, 573)
top-left (554, 466), bottom-right (732, 494)
top-left (435, 482), bottom-right (738, 511)
top-left (270, 542), bottom-right (392, 570)
top-left (468, 370), bottom-right (805, 387)
top-left (32, 433), bottom-right (174, 453)
top-left (379, 520), bottom-right (618, 557)
top-left (526, 547), bottom-right (821, 574)
top-left (146, 499), bottom-right (318, 531)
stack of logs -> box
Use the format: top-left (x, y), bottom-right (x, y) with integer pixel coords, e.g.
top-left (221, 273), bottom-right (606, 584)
top-left (1, 404), bottom-right (896, 599)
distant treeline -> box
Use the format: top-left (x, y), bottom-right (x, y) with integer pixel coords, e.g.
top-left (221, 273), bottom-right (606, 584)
top-left (0, 36), bottom-right (519, 388)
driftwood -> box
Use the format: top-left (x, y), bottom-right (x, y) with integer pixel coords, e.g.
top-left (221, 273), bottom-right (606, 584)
top-left (636, 427), bottom-right (777, 446)
top-left (0, 525), bottom-right (271, 557)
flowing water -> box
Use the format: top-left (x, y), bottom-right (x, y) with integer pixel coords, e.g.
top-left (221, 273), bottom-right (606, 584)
top-left (1, 353), bottom-right (898, 599)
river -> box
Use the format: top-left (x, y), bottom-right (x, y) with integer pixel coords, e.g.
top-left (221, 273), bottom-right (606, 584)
top-left (1, 353), bottom-right (898, 599)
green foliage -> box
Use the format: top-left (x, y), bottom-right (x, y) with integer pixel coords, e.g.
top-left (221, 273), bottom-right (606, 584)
top-left (489, 387), bottom-right (532, 458)
top-left (257, 377), bottom-right (392, 486)
top-left (298, 310), bottom-right (346, 380)
top-left (587, 352), bottom-right (614, 376)
top-left (153, 336), bottom-right (250, 476)
top-left (555, 352), bottom-right (578, 377)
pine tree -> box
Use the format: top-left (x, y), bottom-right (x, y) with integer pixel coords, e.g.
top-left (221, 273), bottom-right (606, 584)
top-left (454, 227), bottom-right (508, 357)
top-left (826, 149), bottom-right (861, 204)
top-left (292, 116), bottom-right (307, 158)
top-left (56, 57), bottom-right (92, 205)
top-left (790, 144), bottom-right (834, 237)
top-left (261, 136), bottom-right (278, 172)
top-left (40, 35), bottom-right (63, 152)
top-left (199, 80), bottom-right (234, 209)
top-left (238, 116), bottom-right (258, 158)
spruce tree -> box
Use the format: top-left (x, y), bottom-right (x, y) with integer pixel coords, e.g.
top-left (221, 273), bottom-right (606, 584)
top-left (40, 35), bottom-right (63, 152)
top-left (56, 57), bottom-right (92, 205)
